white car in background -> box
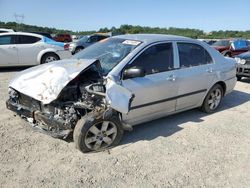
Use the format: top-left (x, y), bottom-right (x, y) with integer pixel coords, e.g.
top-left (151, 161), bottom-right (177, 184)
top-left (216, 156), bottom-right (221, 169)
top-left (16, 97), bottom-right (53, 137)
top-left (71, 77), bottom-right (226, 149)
top-left (0, 28), bottom-right (14, 33)
top-left (0, 32), bottom-right (71, 67)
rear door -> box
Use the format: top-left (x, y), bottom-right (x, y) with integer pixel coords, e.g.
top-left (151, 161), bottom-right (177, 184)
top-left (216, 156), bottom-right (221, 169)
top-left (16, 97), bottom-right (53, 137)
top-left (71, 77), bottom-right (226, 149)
top-left (16, 35), bottom-right (42, 65)
top-left (121, 42), bottom-right (179, 125)
top-left (175, 42), bottom-right (216, 111)
top-left (0, 35), bottom-right (18, 67)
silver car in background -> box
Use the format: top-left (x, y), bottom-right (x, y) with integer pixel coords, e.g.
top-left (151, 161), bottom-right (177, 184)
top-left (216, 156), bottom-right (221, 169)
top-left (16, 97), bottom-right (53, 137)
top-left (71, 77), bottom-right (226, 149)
top-left (6, 34), bottom-right (236, 153)
top-left (69, 34), bottom-right (109, 54)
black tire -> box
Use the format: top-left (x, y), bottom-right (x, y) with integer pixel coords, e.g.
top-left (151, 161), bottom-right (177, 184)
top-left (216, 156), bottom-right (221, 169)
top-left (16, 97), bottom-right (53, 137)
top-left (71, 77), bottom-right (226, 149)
top-left (73, 113), bottom-right (124, 153)
top-left (237, 76), bottom-right (242, 81)
top-left (41, 53), bottom-right (59, 64)
top-left (201, 84), bottom-right (223, 113)
top-left (74, 46), bottom-right (84, 54)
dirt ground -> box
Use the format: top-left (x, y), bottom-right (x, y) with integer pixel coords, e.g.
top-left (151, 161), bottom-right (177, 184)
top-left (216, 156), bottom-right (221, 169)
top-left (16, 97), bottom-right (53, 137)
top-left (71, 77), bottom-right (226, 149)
top-left (0, 68), bottom-right (250, 188)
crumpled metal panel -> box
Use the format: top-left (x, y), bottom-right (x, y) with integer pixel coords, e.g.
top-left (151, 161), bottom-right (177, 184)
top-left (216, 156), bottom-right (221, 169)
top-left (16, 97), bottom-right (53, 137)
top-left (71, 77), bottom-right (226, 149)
top-left (105, 76), bottom-right (134, 114)
top-left (9, 59), bottom-right (98, 104)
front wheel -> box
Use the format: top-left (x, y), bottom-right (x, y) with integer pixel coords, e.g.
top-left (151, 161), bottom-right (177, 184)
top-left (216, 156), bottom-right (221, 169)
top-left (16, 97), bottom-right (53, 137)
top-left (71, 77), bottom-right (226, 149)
top-left (73, 113), bottom-right (124, 153)
top-left (201, 84), bottom-right (223, 113)
top-left (237, 76), bottom-right (242, 81)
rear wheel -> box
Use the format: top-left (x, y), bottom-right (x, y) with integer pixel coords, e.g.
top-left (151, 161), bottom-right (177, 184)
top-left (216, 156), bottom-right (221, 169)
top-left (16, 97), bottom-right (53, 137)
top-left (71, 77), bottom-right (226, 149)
top-left (201, 84), bottom-right (223, 113)
top-left (73, 113), bottom-right (124, 153)
top-left (41, 53), bottom-right (59, 64)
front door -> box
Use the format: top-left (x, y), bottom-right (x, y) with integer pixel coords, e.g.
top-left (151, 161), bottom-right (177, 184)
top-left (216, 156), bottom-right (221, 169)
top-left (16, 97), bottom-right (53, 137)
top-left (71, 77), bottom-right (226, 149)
top-left (0, 35), bottom-right (18, 67)
top-left (121, 42), bottom-right (178, 125)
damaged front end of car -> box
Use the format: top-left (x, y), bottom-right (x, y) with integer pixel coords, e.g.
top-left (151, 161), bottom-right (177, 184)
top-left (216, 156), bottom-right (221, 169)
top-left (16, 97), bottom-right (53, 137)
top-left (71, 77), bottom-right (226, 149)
top-left (6, 59), bottom-right (134, 140)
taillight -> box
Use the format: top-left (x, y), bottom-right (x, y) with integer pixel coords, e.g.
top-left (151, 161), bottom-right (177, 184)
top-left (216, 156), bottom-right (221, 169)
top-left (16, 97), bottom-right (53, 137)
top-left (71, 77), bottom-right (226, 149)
top-left (64, 43), bottom-right (69, 50)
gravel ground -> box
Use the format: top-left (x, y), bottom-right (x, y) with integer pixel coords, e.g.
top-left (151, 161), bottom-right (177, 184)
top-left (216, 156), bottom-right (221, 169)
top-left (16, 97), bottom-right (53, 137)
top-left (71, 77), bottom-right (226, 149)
top-left (0, 68), bottom-right (250, 188)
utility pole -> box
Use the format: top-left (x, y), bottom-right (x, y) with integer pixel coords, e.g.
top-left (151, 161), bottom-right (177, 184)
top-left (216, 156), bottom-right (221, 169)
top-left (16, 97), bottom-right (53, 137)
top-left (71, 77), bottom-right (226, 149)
top-left (14, 13), bottom-right (25, 31)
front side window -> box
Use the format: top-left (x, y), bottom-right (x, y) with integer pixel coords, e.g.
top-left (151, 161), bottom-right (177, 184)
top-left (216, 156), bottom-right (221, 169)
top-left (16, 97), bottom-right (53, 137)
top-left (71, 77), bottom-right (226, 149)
top-left (129, 43), bottom-right (174, 75)
top-left (73, 38), bottom-right (141, 75)
top-left (89, 36), bottom-right (99, 43)
top-left (178, 43), bottom-right (213, 68)
top-left (18, 35), bottom-right (41, 44)
top-left (0, 35), bottom-right (14, 45)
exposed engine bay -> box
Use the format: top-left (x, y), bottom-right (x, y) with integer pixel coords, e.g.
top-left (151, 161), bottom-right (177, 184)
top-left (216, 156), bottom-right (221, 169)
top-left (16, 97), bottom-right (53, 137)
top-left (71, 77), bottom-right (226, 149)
top-left (6, 61), bottom-right (134, 139)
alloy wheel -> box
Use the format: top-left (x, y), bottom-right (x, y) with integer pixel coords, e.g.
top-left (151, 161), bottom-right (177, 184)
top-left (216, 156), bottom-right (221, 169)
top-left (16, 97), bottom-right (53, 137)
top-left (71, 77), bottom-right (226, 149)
top-left (45, 56), bottom-right (57, 63)
top-left (208, 88), bottom-right (222, 110)
top-left (84, 121), bottom-right (118, 150)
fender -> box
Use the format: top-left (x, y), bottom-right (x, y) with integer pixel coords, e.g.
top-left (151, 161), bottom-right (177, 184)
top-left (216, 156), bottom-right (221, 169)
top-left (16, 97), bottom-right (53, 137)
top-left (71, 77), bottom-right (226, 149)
top-left (37, 48), bottom-right (58, 64)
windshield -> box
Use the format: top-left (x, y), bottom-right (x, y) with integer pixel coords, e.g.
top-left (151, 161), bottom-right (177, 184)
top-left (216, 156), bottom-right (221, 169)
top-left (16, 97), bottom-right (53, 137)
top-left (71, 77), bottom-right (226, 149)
top-left (78, 35), bottom-right (89, 43)
top-left (212, 40), bottom-right (230, 47)
top-left (72, 38), bottom-right (141, 75)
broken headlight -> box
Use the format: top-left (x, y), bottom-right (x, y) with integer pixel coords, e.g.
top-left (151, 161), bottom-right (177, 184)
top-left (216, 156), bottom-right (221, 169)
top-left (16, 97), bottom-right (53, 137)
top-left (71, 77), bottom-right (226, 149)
top-left (8, 87), bottom-right (18, 98)
top-left (8, 87), bottom-right (19, 103)
top-left (235, 57), bottom-right (246, 65)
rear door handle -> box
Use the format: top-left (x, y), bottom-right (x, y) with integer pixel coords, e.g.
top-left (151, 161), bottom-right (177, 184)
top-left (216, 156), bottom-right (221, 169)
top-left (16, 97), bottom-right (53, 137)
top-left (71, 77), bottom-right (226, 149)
top-left (206, 68), bottom-right (213, 73)
top-left (167, 74), bottom-right (176, 81)
top-left (8, 46), bottom-right (16, 49)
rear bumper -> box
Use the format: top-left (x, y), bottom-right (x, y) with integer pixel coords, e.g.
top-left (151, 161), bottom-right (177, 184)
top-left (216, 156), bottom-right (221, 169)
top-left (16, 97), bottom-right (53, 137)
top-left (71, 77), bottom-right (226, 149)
top-left (69, 45), bottom-right (76, 54)
top-left (224, 76), bottom-right (237, 95)
top-left (6, 99), bottom-right (72, 138)
top-left (57, 50), bottom-right (72, 60)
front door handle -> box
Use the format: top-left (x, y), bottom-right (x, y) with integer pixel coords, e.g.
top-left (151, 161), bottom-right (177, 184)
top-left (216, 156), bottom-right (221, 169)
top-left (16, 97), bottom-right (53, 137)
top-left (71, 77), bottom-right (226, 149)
top-left (167, 74), bottom-right (176, 81)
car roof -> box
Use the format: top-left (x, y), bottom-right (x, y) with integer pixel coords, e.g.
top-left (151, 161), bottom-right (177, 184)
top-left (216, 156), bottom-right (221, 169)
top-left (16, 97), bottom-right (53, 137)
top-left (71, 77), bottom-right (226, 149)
top-left (113, 34), bottom-right (194, 44)
top-left (0, 32), bottom-right (44, 38)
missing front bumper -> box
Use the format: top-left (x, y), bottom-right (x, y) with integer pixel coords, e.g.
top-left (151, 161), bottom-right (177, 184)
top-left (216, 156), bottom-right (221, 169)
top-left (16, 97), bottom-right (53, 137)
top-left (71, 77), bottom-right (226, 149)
top-left (6, 99), bottom-right (72, 139)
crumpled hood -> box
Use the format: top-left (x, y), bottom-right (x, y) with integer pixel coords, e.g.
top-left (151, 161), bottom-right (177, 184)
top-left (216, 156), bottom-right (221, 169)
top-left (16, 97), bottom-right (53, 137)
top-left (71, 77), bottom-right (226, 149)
top-left (9, 59), bottom-right (99, 104)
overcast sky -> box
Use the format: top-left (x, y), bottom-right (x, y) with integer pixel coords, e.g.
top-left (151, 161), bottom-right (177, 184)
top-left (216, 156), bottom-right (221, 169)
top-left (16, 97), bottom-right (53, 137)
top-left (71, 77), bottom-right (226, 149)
top-left (0, 0), bottom-right (249, 32)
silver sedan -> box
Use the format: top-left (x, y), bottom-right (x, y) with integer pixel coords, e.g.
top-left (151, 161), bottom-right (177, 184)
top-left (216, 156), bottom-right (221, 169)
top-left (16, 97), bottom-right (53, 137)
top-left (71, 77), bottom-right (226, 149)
top-left (7, 34), bottom-right (237, 152)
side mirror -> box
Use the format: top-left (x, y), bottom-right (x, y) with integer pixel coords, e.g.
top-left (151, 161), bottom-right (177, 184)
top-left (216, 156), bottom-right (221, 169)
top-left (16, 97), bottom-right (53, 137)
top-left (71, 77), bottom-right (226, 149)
top-left (123, 67), bottom-right (145, 79)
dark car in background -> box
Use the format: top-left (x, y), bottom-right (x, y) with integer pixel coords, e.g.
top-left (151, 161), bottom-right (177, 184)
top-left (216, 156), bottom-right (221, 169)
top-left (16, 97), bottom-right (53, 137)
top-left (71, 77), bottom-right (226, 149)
top-left (211, 39), bottom-right (231, 54)
top-left (53, 34), bottom-right (72, 42)
top-left (235, 51), bottom-right (250, 81)
top-left (30, 32), bottom-right (53, 39)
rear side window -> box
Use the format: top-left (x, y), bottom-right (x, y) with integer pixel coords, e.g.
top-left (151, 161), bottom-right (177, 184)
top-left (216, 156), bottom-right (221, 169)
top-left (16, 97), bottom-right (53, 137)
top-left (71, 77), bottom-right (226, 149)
top-left (18, 35), bottom-right (41, 44)
top-left (177, 43), bottom-right (213, 68)
top-left (130, 43), bottom-right (174, 75)
top-left (0, 35), bottom-right (15, 45)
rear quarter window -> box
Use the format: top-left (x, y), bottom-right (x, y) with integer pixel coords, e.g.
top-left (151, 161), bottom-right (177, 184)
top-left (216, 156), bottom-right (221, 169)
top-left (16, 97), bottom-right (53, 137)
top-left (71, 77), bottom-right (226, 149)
top-left (18, 35), bottom-right (41, 44)
top-left (177, 43), bottom-right (213, 68)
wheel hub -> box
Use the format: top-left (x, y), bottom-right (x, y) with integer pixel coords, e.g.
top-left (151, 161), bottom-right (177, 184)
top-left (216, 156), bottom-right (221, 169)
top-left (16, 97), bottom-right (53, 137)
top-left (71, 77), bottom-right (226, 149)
top-left (84, 121), bottom-right (118, 151)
